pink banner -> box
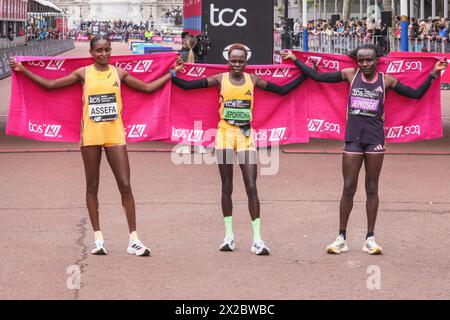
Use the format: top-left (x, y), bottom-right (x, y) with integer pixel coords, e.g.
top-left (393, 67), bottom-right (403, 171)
top-left (7, 53), bottom-right (177, 143)
top-left (6, 52), bottom-right (443, 145)
top-left (292, 51), bottom-right (442, 142)
top-left (388, 51), bottom-right (450, 84)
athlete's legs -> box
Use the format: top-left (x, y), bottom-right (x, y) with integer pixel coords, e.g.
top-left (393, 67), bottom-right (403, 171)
top-left (237, 150), bottom-right (259, 221)
top-left (339, 152), bottom-right (364, 231)
top-left (363, 153), bottom-right (384, 234)
top-left (216, 149), bottom-right (234, 218)
top-left (104, 145), bottom-right (136, 233)
top-left (81, 146), bottom-right (103, 232)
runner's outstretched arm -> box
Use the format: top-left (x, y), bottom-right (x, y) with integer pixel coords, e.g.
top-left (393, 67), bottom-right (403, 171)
top-left (386, 60), bottom-right (447, 99)
top-left (280, 50), bottom-right (348, 83)
top-left (252, 73), bottom-right (307, 95)
top-left (119, 56), bottom-right (184, 93)
top-left (9, 57), bottom-right (83, 90)
top-left (172, 73), bottom-right (221, 89)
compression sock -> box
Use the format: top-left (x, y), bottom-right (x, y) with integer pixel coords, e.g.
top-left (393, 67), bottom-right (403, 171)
top-left (224, 216), bottom-right (233, 237)
top-left (252, 218), bottom-right (261, 242)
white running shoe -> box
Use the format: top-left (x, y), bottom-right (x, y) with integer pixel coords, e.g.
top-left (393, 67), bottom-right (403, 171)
top-left (362, 236), bottom-right (383, 255)
top-left (175, 145), bottom-right (191, 154)
top-left (219, 236), bottom-right (236, 251)
top-left (326, 235), bottom-right (349, 254)
top-left (127, 240), bottom-right (151, 257)
top-left (91, 240), bottom-right (108, 255)
top-left (250, 240), bottom-right (270, 255)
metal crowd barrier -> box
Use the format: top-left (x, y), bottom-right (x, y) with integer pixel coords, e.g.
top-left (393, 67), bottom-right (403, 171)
top-left (390, 36), bottom-right (450, 53)
top-left (0, 36), bottom-right (27, 50)
top-left (0, 39), bottom-right (75, 80)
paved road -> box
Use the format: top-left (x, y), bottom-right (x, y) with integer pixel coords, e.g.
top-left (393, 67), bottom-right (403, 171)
top-left (0, 42), bottom-right (449, 300)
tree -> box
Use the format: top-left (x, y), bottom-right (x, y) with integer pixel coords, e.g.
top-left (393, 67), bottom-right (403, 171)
top-left (342, 0), bottom-right (352, 20)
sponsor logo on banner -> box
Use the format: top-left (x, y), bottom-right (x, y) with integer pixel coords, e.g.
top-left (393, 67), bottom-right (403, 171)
top-left (28, 60), bottom-right (45, 67)
top-left (254, 68), bottom-right (291, 78)
top-left (183, 66), bottom-right (207, 77)
top-left (210, 3), bottom-right (247, 27)
top-left (385, 125), bottom-right (421, 138)
top-left (254, 127), bottom-right (287, 141)
top-left (46, 60), bottom-right (65, 71)
top-left (308, 119), bottom-right (341, 134)
top-left (28, 121), bottom-right (62, 137)
top-left (308, 56), bottom-right (340, 71)
top-left (115, 60), bottom-right (153, 73)
top-left (126, 124), bottom-right (147, 138)
top-left (171, 127), bottom-right (204, 142)
top-left (386, 60), bottom-right (422, 73)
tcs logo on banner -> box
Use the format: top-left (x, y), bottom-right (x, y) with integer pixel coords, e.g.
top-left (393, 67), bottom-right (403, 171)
top-left (253, 127), bottom-right (287, 142)
top-left (28, 121), bottom-right (62, 138)
top-left (386, 60), bottom-right (422, 73)
top-left (172, 127), bottom-right (204, 142)
top-left (308, 119), bottom-right (341, 134)
top-left (115, 60), bottom-right (154, 73)
top-left (210, 3), bottom-right (247, 27)
top-left (180, 66), bottom-right (207, 77)
top-left (308, 56), bottom-right (340, 71)
top-left (126, 124), bottom-right (147, 138)
top-left (28, 60), bottom-right (65, 71)
top-left (385, 125), bottom-right (421, 138)
top-left (254, 68), bottom-right (291, 78)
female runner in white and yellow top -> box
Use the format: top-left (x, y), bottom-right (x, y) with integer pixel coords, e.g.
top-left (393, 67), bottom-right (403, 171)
top-left (10, 35), bottom-right (184, 257)
top-left (173, 43), bottom-right (306, 256)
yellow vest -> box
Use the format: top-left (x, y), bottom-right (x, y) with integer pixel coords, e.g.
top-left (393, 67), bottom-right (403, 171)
top-left (81, 65), bottom-right (125, 146)
top-left (219, 72), bottom-right (254, 129)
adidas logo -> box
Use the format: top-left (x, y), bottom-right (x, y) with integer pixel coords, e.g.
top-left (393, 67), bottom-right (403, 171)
top-left (375, 86), bottom-right (383, 93)
top-left (244, 90), bottom-right (252, 96)
top-left (112, 81), bottom-right (119, 87)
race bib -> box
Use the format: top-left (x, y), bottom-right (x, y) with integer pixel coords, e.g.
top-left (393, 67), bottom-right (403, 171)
top-left (88, 93), bottom-right (118, 122)
top-left (223, 99), bottom-right (252, 126)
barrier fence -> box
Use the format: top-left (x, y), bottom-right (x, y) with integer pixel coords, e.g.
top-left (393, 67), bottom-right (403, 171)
top-left (0, 39), bottom-right (75, 80)
top-left (275, 31), bottom-right (450, 55)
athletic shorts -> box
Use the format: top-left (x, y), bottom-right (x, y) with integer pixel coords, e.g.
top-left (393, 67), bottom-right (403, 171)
top-left (343, 142), bottom-right (385, 154)
top-left (215, 125), bottom-right (256, 152)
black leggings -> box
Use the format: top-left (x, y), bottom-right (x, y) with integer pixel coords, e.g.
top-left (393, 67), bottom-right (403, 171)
top-left (216, 149), bottom-right (260, 221)
top-left (339, 152), bottom-right (384, 234)
top-left (81, 145), bottom-right (136, 233)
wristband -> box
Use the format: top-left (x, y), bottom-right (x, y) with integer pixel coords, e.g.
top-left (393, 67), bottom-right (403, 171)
top-left (169, 69), bottom-right (177, 78)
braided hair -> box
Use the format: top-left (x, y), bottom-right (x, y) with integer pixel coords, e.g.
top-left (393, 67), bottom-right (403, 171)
top-left (347, 44), bottom-right (383, 60)
top-left (90, 34), bottom-right (111, 50)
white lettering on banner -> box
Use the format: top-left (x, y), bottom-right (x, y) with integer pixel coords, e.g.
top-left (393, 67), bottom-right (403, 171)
top-left (46, 60), bottom-right (65, 71)
top-left (385, 125), bottom-right (421, 138)
top-left (116, 62), bottom-right (133, 71)
top-left (253, 128), bottom-right (287, 141)
top-left (254, 69), bottom-right (271, 76)
top-left (127, 124), bottom-right (147, 138)
top-left (28, 121), bottom-right (62, 137)
top-left (308, 119), bottom-right (340, 134)
top-left (28, 60), bottom-right (45, 67)
top-left (273, 68), bottom-right (291, 78)
top-left (171, 127), bottom-right (204, 142)
top-left (308, 56), bottom-right (340, 71)
top-left (186, 66), bottom-right (206, 77)
top-left (386, 60), bottom-right (422, 73)
top-left (210, 4), bottom-right (247, 27)
top-left (132, 60), bottom-right (153, 73)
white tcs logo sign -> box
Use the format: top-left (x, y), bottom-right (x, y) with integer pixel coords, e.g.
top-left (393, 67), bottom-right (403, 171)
top-left (210, 3), bottom-right (247, 27)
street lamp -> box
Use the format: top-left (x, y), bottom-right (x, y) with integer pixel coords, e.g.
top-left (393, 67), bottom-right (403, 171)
top-left (281, 0), bottom-right (291, 49)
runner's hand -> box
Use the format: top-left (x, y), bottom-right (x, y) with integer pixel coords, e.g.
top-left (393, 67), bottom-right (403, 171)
top-left (9, 57), bottom-right (25, 72)
top-left (280, 50), bottom-right (297, 61)
top-left (173, 56), bottom-right (184, 73)
top-left (433, 60), bottom-right (448, 73)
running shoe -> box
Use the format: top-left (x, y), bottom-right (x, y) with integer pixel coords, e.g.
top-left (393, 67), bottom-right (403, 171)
top-left (326, 235), bottom-right (349, 254)
top-left (91, 240), bottom-right (108, 255)
top-left (362, 236), bottom-right (383, 255)
top-left (250, 240), bottom-right (270, 255)
top-left (219, 236), bottom-right (235, 251)
top-left (127, 240), bottom-right (151, 256)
